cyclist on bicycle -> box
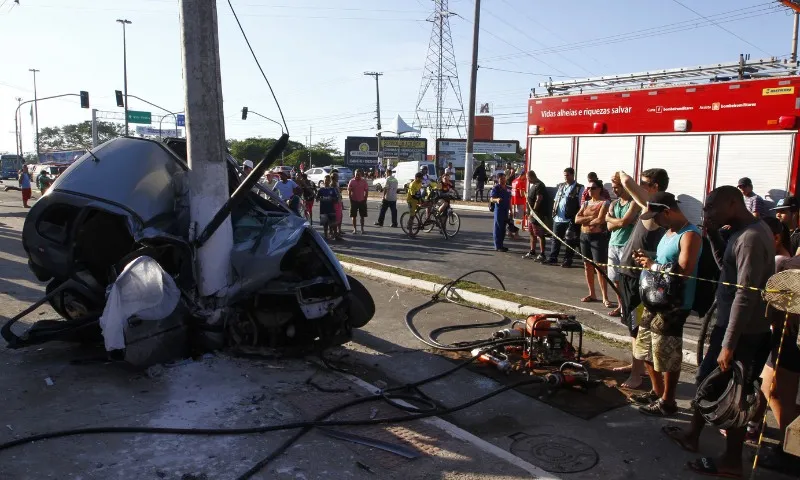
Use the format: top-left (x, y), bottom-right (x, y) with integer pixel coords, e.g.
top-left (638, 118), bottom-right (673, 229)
top-left (406, 172), bottom-right (425, 231)
top-left (437, 172), bottom-right (455, 217)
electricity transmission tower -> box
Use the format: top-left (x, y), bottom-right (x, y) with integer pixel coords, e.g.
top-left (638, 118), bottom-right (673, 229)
top-left (414, 0), bottom-right (465, 148)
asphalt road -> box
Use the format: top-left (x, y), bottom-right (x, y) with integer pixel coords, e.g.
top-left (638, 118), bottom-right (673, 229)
top-left (317, 196), bottom-right (714, 345)
top-left (323, 197), bottom-right (609, 311)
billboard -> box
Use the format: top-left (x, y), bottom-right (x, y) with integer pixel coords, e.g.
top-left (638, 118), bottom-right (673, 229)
top-left (344, 136), bottom-right (427, 168)
top-left (38, 150), bottom-right (87, 164)
top-left (435, 139), bottom-right (520, 168)
top-left (136, 126), bottom-right (180, 137)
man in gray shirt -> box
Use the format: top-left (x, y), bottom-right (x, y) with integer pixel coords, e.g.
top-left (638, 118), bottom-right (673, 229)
top-left (664, 186), bottom-right (774, 478)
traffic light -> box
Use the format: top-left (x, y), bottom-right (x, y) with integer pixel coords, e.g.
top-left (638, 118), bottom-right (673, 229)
top-left (115, 90), bottom-right (124, 108)
top-left (241, 106), bottom-right (248, 120)
top-left (79, 91), bottom-right (89, 109)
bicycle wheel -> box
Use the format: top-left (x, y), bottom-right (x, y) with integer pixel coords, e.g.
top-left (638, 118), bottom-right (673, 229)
top-left (400, 211), bottom-right (420, 237)
top-left (445, 210), bottom-right (461, 237)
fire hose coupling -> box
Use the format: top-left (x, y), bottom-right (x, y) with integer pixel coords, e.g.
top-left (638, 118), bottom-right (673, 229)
top-left (471, 347), bottom-right (512, 373)
top-left (544, 362), bottom-right (590, 387)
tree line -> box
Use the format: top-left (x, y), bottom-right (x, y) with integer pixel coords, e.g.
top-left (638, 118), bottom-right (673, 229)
top-left (12, 122), bottom-right (345, 167)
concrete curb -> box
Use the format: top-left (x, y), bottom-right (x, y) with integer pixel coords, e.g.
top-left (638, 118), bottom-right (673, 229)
top-left (366, 197), bottom-right (489, 213)
top-left (341, 260), bottom-right (700, 366)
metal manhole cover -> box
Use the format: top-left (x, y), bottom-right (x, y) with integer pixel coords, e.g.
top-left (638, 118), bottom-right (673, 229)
top-left (509, 433), bottom-right (599, 473)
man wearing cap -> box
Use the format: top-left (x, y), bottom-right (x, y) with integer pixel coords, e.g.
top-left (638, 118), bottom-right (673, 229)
top-left (737, 177), bottom-right (766, 218)
top-left (773, 196), bottom-right (800, 254)
top-left (242, 159), bottom-right (254, 175)
top-left (631, 192), bottom-right (702, 417)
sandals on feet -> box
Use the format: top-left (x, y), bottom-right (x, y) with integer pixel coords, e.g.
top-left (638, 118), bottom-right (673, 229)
top-left (629, 390), bottom-right (659, 405)
top-left (581, 295), bottom-right (598, 303)
top-left (686, 457), bottom-right (740, 478)
top-left (639, 398), bottom-right (678, 417)
top-left (608, 306), bottom-right (622, 317)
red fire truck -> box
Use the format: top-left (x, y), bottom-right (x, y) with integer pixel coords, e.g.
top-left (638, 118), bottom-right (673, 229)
top-left (526, 57), bottom-right (800, 223)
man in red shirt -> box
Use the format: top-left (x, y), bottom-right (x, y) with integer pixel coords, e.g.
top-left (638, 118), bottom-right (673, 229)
top-left (348, 168), bottom-right (370, 234)
top-left (511, 173), bottom-right (527, 220)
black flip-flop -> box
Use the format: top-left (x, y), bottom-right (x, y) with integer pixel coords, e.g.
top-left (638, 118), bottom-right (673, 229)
top-left (662, 425), bottom-right (698, 453)
top-left (687, 457), bottom-right (740, 478)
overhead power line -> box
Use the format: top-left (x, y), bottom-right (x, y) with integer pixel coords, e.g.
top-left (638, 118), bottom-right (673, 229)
top-left (670, 0), bottom-right (772, 56)
top-left (478, 3), bottom-right (779, 64)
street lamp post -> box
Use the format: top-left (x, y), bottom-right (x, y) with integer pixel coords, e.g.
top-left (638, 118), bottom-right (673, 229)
top-left (29, 68), bottom-right (40, 159)
top-left (158, 111), bottom-right (183, 139)
top-left (15, 97), bottom-right (22, 158)
top-left (116, 19), bottom-right (132, 136)
top-left (242, 107), bottom-right (285, 161)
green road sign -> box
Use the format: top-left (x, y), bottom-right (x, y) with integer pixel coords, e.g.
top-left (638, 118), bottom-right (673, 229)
top-left (127, 110), bottom-right (151, 124)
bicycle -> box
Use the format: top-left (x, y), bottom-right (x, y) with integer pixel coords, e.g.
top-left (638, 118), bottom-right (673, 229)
top-left (421, 198), bottom-right (461, 237)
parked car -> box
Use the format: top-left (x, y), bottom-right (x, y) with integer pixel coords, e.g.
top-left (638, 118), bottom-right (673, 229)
top-left (5, 136), bottom-right (374, 365)
top-left (306, 166), bottom-right (334, 187)
top-left (306, 166), bottom-right (351, 188)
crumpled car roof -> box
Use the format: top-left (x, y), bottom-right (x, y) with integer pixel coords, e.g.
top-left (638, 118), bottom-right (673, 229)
top-left (48, 137), bottom-right (187, 225)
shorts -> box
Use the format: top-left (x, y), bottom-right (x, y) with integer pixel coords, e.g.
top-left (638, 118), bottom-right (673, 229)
top-left (766, 311), bottom-right (800, 373)
top-left (350, 200), bottom-right (368, 218)
top-left (697, 325), bottom-right (771, 392)
top-left (633, 327), bottom-right (683, 373)
top-left (527, 215), bottom-right (546, 237)
top-left (304, 200), bottom-right (314, 214)
top-left (620, 275), bottom-right (642, 337)
top-left (319, 213), bottom-right (333, 226)
top-left (407, 200), bottom-right (420, 216)
top-left (607, 244), bottom-right (625, 282)
top-left (640, 306), bottom-right (690, 337)
top-left (21, 188), bottom-right (31, 203)
top-left (579, 232), bottom-right (609, 265)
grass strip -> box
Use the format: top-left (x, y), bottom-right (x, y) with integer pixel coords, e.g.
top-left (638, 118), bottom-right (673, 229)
top-left (336, 253), bottom-right (568, 312)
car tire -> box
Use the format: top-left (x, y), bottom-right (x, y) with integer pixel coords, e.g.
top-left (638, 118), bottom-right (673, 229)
top-left (374, 184), bottom-right (383, 192)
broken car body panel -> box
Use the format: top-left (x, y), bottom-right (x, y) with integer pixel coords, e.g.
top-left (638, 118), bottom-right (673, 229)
top-left (8, 136), bottom-right (372, 361)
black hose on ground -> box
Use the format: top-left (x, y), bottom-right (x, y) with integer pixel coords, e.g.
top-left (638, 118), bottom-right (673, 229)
top-left (405, 269), bottom-right (529, 352)
top-left (0, 348), bottom-right (544, 480)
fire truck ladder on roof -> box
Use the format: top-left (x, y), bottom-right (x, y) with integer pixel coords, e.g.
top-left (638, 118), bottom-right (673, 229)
top-left (537, 56), bottom-right (799, 96)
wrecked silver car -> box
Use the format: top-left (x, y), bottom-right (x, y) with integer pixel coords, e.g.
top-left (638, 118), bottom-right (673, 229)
top-left (3, 135), bottom-right (374, 366)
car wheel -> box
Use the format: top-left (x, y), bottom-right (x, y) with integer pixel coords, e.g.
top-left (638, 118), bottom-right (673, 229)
top-left (346, 275), bottom-right (375, 328)
top-left (374, 184), bottom-right (383, 192)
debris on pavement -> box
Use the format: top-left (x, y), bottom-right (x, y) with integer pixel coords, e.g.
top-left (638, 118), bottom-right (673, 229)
top-left (44, 376), bottom-right (54, 386)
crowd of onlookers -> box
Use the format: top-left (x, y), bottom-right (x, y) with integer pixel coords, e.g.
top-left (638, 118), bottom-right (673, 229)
top-left (501, 164), bottom-right (800, 476)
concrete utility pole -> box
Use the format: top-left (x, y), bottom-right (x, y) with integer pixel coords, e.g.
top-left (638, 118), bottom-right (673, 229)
top-left (15, 97), bottom-right (22, 157)
top-left (180, 0), bottom-right (232, 297)
top-left (29, 68), bottom-right (40, 159)
top-left (462, 0), bottom-right (481, 202)
top-left (364, 71), bottom-right (383, 169)
top-left (91, 109), bottom-right (99, 147)
top-left (116, 19), bottom-right (132, 136)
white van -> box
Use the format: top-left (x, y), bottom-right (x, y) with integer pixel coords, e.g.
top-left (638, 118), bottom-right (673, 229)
top-left (375, 160), bottom-right (437, 192)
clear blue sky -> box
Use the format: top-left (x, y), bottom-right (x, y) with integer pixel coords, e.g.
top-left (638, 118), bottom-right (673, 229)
top-left (0, 0), bottom-right (796, 155)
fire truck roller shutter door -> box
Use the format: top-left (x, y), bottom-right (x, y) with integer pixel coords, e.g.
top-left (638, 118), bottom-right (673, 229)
top-left (528, 136), bottom-right (573, 196)
top-left (575, 136), bottom-right (636, 199)
top-left (714, 133), bottom-right (794, 209)
top-left (641, 135), bottom-right (711, 225)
